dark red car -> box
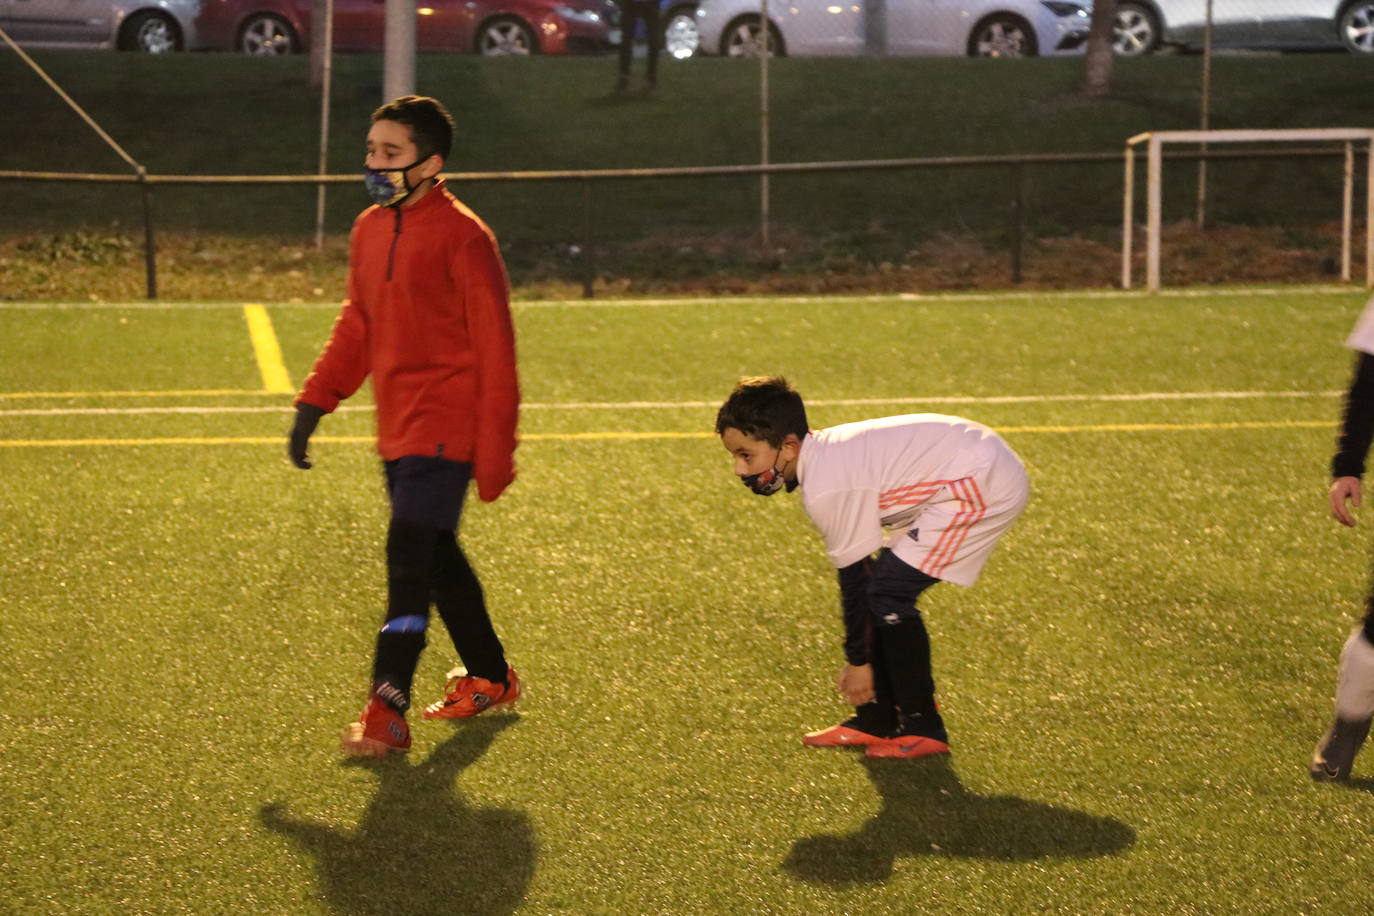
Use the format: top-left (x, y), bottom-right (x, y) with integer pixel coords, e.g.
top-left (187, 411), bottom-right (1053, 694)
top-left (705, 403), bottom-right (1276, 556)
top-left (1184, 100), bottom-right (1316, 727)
top-left (195, 0), bottom-right (616, 55)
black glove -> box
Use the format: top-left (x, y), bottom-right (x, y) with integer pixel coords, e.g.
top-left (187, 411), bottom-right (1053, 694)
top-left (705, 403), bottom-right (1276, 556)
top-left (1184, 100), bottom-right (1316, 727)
top-left (288, 403), bottom-right (326, 469)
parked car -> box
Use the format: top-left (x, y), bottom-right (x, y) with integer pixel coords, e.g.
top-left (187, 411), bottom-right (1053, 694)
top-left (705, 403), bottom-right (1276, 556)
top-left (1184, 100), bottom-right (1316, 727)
top-left (1113, 0), bottom-right (1374, 54)
top-left (661, 1), bottom-right (701, 56)
top-left (1, 0), bottom-right (200, 52)
top-left (693, 0), bottom-right (1091, 57)
top-left (195, 0), bottom-right (615, 55)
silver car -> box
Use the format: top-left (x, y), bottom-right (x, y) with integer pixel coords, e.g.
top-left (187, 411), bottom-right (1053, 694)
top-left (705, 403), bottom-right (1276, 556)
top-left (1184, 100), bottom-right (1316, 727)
top-left (693, 0), bottom-right (1092, 57)
top-left (1, 0), bottom-right (201, 51)
top-left (1113, 0), bottom-right (1374, 54)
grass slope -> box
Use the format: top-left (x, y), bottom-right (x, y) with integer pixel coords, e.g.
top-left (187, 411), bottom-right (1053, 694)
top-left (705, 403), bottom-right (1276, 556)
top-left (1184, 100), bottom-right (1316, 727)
top-left (3, 289), bottom-right (1374, 912)
top-left (1, 50), bottom-right (1369, 244)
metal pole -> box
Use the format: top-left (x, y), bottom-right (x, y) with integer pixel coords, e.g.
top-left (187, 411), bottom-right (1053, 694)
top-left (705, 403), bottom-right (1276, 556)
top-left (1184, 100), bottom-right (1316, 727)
top-left (1195, 0), bottom-right (1213, 229)
top-left (383, 0), bottom-right (416, 102)
top-left (1147, 134), bottom-right (1162, 292)
top-left (1366, 138), bottom-right (1373, 290)
top-left (314, 0), bottom-right (335, 250)
top-left (1122, 142), bottom-right (1135, 289)
top-left (1009, 163), bottom-right (1023, 284)
top-left (138, 167), bottom-right (158, 300)
top-left (581, 178), bottom-right (596, 299)
top-left (759, 0), bottom-right (770, 249)
top-left (1342, 141), bottom-right (1353, 283)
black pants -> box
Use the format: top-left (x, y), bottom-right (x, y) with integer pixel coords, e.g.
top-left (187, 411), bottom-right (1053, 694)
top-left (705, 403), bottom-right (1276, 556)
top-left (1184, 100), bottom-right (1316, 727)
top-left (371, 456), bottom-right (507, 703)
top-left (856, 549), bottom-right (943, 735)
top-left (617, 0), bottom-right (661, 84)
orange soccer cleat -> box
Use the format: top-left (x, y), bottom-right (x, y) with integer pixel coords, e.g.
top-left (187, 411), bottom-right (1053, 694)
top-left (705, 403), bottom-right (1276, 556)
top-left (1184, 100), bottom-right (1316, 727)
top-left (864, 733), bottom-right (950, 760)
top-left (423, 665), bottom-right (522, 719)
top-left (340, 696), bottom-right (412, 757)
top-left (802, 720), bottom-right (887, 748)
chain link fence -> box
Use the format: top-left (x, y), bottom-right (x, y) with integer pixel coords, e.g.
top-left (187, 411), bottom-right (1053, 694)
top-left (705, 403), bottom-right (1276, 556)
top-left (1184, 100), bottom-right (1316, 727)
top-left (1, 8), bottom-right (1369, 299)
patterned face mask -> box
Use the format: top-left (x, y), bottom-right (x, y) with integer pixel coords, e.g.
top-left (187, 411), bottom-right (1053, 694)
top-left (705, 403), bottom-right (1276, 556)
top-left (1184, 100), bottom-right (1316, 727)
top-left (363, 158), bottom-right (424, 207)
top-left (741, 447), bottom-right (787, 496)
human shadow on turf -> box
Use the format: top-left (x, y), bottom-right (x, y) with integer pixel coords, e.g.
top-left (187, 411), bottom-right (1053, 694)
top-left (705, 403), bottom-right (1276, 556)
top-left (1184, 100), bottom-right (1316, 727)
top-left (783, 755), bottom-right (1135, 885)
top-left (260, 717), bottom-right (533, 916)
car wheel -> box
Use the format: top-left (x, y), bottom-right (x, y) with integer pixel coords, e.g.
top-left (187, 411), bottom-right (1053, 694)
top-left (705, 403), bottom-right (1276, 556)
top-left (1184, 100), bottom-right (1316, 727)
top-left (476, 16), bottom-right (538, 55)
top-left (119, 11), bottom-right (182, 53)
top-left (1113, 1), bottom-right (1160, 55)
top-left (238, 14), bottom-right (298, 55)
top-left (720, 15), bottom-right (784, 57)
top-left (663, 4), bottom-right (700, 59)
top-left (1340, 0), bottom-right (1374, 53)
top-left (968, 14), bottom-right (1037, 57)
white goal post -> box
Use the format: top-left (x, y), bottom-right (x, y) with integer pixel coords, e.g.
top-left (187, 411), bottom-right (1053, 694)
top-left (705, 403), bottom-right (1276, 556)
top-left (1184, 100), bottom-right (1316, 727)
top-left (1122, 128), bottom-right (1374, 292)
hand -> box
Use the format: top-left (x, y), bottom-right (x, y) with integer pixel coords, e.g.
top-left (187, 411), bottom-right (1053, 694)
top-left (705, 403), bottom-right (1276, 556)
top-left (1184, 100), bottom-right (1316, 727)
top-left (288, 403), bottom-right (326, 469)
top-left (836, 663), bottom-right (875, 707)
top-left (1331, 476), bottom-right (1362, 527)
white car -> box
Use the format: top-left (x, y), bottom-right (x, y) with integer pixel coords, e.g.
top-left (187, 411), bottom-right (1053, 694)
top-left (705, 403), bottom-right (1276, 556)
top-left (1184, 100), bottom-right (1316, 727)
top-left (1114, 0), bottom-right (1374, 54)
top-left (693, 0), bottom-right (1092, 57)
top-left (0, 0), bottom-right (201, 51)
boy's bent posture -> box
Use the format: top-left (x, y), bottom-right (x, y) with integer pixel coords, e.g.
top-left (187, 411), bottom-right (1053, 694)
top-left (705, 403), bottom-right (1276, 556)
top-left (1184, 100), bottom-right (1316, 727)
top-left (289, 96), bottom-right (521, 757)
top-left (1313, 294), bottom-right (1374, 781)
top-left (717, 377), bottom-right (1028, 759)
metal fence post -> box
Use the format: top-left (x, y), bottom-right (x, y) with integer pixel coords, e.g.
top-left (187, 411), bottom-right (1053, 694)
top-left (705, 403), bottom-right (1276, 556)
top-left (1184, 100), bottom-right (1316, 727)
top-left (581, 178), bottom-right (595, 299)
top-left (138, 167), bottom-right (158, 300)
top-left (1010, 163), bottom-right (1024, 284)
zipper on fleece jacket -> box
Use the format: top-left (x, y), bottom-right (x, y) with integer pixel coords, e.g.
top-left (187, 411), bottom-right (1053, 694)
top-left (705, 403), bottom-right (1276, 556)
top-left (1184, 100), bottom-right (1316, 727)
top-left (386, 207), bottom-right (402, 281)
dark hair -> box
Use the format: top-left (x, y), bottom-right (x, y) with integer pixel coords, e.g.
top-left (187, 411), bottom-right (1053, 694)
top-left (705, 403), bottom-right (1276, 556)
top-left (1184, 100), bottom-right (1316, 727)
top-left (715, 376), bottom-right (809, 447)
top-left (372, 95), bottom-right (455, 162)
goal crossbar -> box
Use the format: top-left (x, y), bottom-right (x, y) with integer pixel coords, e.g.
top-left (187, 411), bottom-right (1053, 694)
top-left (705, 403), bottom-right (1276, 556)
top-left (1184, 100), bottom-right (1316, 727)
top-left (1122, 128), bottom-right (1374, 292)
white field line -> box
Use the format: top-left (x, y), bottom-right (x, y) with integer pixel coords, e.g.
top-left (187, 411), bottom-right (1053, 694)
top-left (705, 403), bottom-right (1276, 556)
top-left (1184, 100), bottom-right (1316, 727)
top-left (0, 389), bottom-right (1342, 417)
top-left (0, 285), bottom-right (1362, 311)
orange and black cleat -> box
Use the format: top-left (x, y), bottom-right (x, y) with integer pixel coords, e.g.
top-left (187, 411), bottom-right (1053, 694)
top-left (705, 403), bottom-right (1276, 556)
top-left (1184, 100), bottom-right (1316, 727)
top-left (340, 696), bottom-right (412, 757)
top-left (803, 720), bottom-right (887, 748)
top-left (864, 733), bottom-right (950, 760)
top-left (423, 664), bottom-right (522, 719)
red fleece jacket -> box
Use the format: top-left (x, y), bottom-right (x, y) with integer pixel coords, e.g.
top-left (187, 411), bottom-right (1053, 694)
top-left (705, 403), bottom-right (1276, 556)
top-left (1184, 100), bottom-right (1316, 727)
top-left (296, 180), bottom-right (519, 502)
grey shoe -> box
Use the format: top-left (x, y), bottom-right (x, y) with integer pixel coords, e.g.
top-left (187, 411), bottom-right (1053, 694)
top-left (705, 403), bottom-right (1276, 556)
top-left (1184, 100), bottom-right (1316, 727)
top-left (1310, 717), bottom-right (1372, 782)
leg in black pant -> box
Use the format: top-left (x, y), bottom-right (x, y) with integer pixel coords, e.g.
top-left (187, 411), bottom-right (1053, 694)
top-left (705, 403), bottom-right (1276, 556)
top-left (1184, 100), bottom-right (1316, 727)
top-left (615, 0), bottom-right (641, 89)
top-left (847, 613), bottom-right (900, 736)
top-left (372, 518), bottom-right (441, 709)
top-left (371, 457), bottom-right (475, 710)
top-left (432, 531), bottom-right (508, 683)
top-left (642, 0), bottom-right (661, 86)
top-left (868, 549), bottom-right (946, 742)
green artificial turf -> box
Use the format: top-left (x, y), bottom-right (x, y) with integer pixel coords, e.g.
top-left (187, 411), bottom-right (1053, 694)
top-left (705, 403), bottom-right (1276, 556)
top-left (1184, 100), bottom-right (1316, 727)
top-left (3, 287), bottom-right (1374, 912)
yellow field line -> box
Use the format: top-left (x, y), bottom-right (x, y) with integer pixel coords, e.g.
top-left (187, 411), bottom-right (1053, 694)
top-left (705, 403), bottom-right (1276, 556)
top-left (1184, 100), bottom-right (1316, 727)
top-left (0, 421), bottom-right (1336, 448)
top-left (242, 304), bottom-right (294, 394)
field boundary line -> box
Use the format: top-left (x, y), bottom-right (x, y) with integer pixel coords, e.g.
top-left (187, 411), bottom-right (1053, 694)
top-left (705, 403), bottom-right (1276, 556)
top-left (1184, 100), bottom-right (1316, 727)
top-left (0, 420), bottom-right (1335, 448)
top-left (0, 389), bottom-right (1342, 414)
top-left (0, 286), bottom-right (1361, 311)
top-left (242, 305), bottom-right (293, 394)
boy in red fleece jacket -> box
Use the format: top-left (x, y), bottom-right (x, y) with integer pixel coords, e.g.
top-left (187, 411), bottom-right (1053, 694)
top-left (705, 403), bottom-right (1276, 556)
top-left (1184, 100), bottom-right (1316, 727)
top-left (288, 95), bottom-right (521, 757)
